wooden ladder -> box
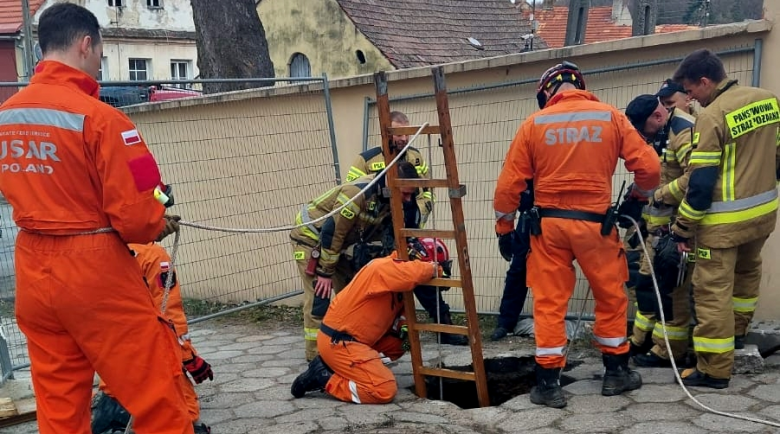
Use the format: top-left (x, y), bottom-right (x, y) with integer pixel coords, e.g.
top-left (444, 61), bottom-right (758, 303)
top-left (374, 66), bottom-right (490, 408)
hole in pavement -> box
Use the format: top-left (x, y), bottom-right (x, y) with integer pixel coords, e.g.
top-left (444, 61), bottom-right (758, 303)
top-left (408, 356), bottom-right (582, 409)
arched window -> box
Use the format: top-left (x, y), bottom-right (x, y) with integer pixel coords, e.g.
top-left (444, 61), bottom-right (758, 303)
top-left (289, 53), bottom-right (311, 78)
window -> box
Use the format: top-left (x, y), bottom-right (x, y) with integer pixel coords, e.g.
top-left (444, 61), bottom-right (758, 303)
top-left (289, 53), bottom-right (311, 78)
top-left (170, 60), bottom-right (192, 88)
top-left (97, 57), bottom-right (109, 81)
top-left (146, 0), bottom-right (162, 7)
top-left (108, 0), bottom-right (123, 7)
top-left (128, 59), bottom-right (149, 81)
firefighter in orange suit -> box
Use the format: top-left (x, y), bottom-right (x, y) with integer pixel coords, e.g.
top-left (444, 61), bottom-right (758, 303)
top-left (0, 4), bottom-right (191, 433)
top-left (290, 238), bottom-right (448, 404)
top-left (92, 242), bottom-right (212, 434)
top-left (493, 61), bottom-right (660, 408)
top-left (670, 49), bottom-right (780, 389)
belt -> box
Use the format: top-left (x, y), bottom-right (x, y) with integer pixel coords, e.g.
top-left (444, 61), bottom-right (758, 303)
top-left (320, 323), bottom-right (357, 344)
top-left (20, 227), bottom-right (115, 236)
top-left (290, 235), bottom-right (318, 248)
top-left (538, 208), bottom-right (605, 223)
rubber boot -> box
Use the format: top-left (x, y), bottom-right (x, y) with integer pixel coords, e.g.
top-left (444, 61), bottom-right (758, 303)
top-left (490, 326), bottom-right (509, 341)
top-left (439, 312), bottom-right (469, 346)
top-left (291, 355), bottom-right (333, 398)
top-left (529, 364), bottom-right (567, 408)
top-left (90, 391), bottom-right (131, 434)
top-left (602, 353), bottom-right (643, 396)
top-left (193, 421), bottom-right (212, 433)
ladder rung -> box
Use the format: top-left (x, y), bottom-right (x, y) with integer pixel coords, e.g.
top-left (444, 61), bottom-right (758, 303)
top-left (413, 323), bottom-right (469, 335)
top-left (428, 277), bottom-right (461, 287)
top-left (393, 179), bottom-right (450, 189)
top-left (400, 228), bottom-right (456, 239)
top-left (419, 366), bottom-right (477, 381)
top-left (388, 125), bottom-right (441, 135)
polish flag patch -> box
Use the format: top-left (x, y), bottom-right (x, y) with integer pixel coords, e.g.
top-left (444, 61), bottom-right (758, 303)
top-left (121, 129), bottom-right (142, 146)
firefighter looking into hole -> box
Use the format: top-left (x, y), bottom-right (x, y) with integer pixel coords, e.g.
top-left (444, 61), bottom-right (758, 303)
top-left (290, 238), bottom-right (451, 404)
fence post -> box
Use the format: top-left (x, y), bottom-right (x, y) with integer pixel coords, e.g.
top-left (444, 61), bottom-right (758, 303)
top-left (321, 73), bottom-right (341, 185)
top-left (362, 97), bottom-right (371, 152)
top-left (0, 322), bottom-right (14, 383)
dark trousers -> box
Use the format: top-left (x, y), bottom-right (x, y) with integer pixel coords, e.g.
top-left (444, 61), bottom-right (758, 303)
top-left (414, 285), bottom-right (452, 321)
top-left (497, 219), bottom-right (530, 330)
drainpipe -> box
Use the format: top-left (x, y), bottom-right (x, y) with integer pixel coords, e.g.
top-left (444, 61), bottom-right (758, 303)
top-left (20, 0), bottom-right (35, 81)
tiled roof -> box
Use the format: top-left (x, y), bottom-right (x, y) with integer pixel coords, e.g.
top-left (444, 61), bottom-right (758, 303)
top-left (335, 0), bottom-right (547, 69)
top-left (0, 0), bottom-right (44, 35)
top-left (525, 6), bottom-right (699, 49)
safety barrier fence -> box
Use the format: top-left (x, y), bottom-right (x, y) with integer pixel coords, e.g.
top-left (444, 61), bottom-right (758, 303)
top-left (361, 43), bottom-right (760, 322)
top-left (0, 76), bottom-right (340, 382)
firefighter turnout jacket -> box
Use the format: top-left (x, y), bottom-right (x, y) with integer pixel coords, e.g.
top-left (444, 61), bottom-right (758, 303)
top-left (290, 174), bottom-right (391, 277)
top-left (643, 108), bottom-right (696, 229)
top-left (673, 80), bottom-right (780, 248)
top-left (346, 146), bottom-right (433, 225)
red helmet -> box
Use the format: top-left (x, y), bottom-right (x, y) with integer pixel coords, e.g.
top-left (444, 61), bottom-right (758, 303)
top-left (408, 237), bottom-right (450, 263)
top-left (536, 61), bottom-right (586, 109)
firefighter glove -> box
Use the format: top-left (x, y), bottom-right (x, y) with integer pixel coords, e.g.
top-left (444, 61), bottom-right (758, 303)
top-left (184, 355), bottom-right (213, 384)
top-left (155, 215), bottom-right (181, 242)
top-left (617, 197), bottom-right (646, 229)
top-left (671, 221), bottom-right (693, 243)
top-left (497, 232), bottom-right (515, 262)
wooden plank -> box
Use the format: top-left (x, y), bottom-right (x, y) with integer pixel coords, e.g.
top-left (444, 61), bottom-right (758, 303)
top-left (419, 366), bottom-right (476, 381)
top-left (398, 228), bottom-right (456, 239)
top-left (427, 277), bottom-right (461, 287)
top-left (393, 179), bottom-right (450, 189)
top-left (0, 397), bottom-right (36, 429)
top-left (387, 125), bottom-right (441, 136)
top-left (0, 397), bottom-right (17, 418)
top-left (413, 323), bottom-right (469, 335)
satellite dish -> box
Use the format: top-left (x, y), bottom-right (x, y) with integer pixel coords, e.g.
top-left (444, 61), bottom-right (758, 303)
top-left (468, 37), bottom-right (484, 50)
top-left (33, 42), bottom-right (42, 62)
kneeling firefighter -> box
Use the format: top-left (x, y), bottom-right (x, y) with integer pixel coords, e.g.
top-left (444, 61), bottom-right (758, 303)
top-left (290, 238), bottom-right (450, 404)
top-left (623, 94), bottom-right (697, 367)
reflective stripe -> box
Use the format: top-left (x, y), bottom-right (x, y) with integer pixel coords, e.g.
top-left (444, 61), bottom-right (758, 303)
top-left (416, 162), bottom-right (429, 176)
top-left (733, 296), bottom-right (758, 313)
top-left (668, 179), bottom-right (683, 202)
top-left (495, 210), bottom-right (515, 221)
top-left (702, 189), bottom-right (779, 225)
top-left (642, 203), bottom-right (674, 226)
top-left (634, 311), bottom-right (655, 332)
top-left (536, 346), bottom-right (565, 357)
top-left (304, 327), bottom-right (318, 341)
top-left (676, 143), bottom-right (692, 163)
top-left (679, 200), bottom-right (706, 221)
top-left (346, 166), bottom-right (366, 182)
top-left (349, 380), bottom-right (361, 404)
top-left (299, 205), bottom-right (321, 239)
top-left (692, 336), bottom-right (734, 353)
top-left (662, 148), bottom-right (677, 162)
top-left (689, 150), bottom-right (722, 166)
top-left (0, 107), bottom-right (85, 132)
top-left (533, 111), bottom-right (612, 124)
top-left (721, 143), bottom-right (736, 202)
top-left (320, 250), bottom-right (339, 262)
top-left (593, 335), bottom-right (626, 348)
top-left (652, 323), bottom-right (689, 341)
top-left (421, 191), bottom-right (434, 201)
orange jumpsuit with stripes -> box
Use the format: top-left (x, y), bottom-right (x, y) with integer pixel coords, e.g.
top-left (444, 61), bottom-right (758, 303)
top-left (0, 60), bottom-right (192, 434)
top-left (318, 253), bottom-right (436, 404)
top-left (98, 242), bottom-right (201, 422)
top-left (494, 89), bottom-right (660, 369)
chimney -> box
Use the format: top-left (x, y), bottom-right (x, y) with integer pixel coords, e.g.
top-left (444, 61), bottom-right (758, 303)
top-left (542, 0), bottom-right (554, 10)
top-left (612, 0), bottom-right (632, 26)
top-left (518, 1), bottom-right (532, 13)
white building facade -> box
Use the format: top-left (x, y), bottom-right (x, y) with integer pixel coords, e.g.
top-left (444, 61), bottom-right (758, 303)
top-left (33, 0), bottom-right (199, 82)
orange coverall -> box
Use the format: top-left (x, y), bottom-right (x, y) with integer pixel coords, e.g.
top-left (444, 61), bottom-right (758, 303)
top-left (317, 253), bottom-right (436, 404)
top-left (494, 89), bottom-right (660, 369)
top-left (0, 61), bottom-right (192, 434)
top-left (98, 242), bottom-right (201, 422)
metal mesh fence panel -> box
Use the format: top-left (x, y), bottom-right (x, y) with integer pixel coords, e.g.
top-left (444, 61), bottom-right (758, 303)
top-left (362, 46), bottom-right (756, 318)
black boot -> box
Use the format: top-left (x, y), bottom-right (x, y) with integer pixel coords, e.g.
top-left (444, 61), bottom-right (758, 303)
top-left (439, 312), bottom-right (469, 346)
top-left (490, 326), bottom-right (509, 341)
top-left (735, 335), bottom-right (746, 350)
top-left (90, 391), bottom-right (131, 434)
top-left (602, 353), bottom-right (642, 396)
top-left (291, 355), bottom-right (333, 398)
top-left (193, 422), bottom-right (212, 433)
top-left (530, 364), bottom-right (567, 408)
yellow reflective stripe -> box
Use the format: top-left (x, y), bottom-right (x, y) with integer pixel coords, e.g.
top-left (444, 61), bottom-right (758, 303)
top-left (733, 296), bottom-right (758, 313)
top-left (679, 200), bottom-right (706, 221)
top-left (336, 193), bottom-right (360, 214)
top-left (693, 336), bottom-right (734, 353)
top-left (652, 323), bottom-right (689, 341)
top-left (295, 213), bottom-right (320, 242)
top-left (692, 132), bottom-right (700, 145)
top-left (421, 191), bottom-right (433, 200)
top-left (662, 148), bottom-right (677, 162)
top-left (725, 97), bottom-right (780, 139)
top-left (346, 166), bottom-right (366, 182)
top-left (304, 328), bottom-right (318, 341)
top-left (320, 250), bottom-right (339, 262)
top-left (416, 162), bottom-right (429, 176)
top-left (721, 143), bottom-right (736, 202)
top-left (668, 179), bottom-right (683, 202)
top-left (634, 311), bottom-right (655, 332)
top-left (689, 150), bottom-right (722, 166)
top-left (644, 215), bottom-right (671, 226)
top-left (701, 194), bottom-right (779, 225)
top-left (675, 143), bottom-right (692, 163)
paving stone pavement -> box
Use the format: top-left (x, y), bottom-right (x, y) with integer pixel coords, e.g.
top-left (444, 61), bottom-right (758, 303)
top-left (5, 321), bottom-right (780, 434)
